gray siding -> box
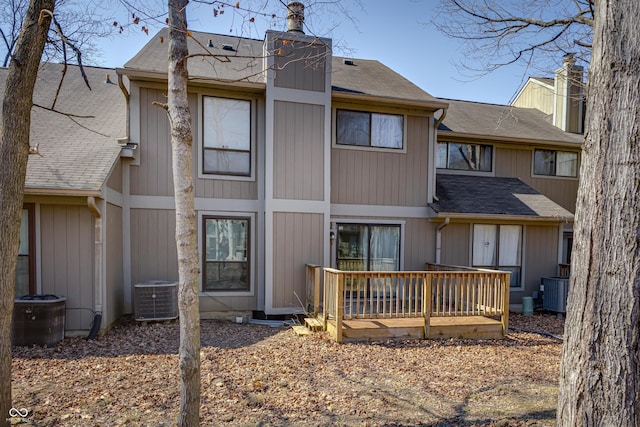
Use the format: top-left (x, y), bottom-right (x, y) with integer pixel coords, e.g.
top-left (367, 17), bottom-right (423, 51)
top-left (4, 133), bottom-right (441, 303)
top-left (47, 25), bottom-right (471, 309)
top-left (274, 39), bottom-right (326, 92)
top-left (106, 203), bottom-right (124, 327)
top-left (520, 224), bottom-right (559, 304)
top-left (273, 101), bottom-right (324, 200)
top-left (404, 218), bottom-right (437, 269)
top-left (130, 208), bottom-right (179, 285)
top-left (440, 223), bottom-right (471, 266)
top-left (272, 212), bottom-right (324, 309)
top-left (107, 160), bottom-right (123, 193)
top-left (495, 146), bottom-right (579, 212)
top-left (331, 115), bottom-right (430, 206)
top-left (40, 205), bottom-right (95, 331)
top-left (132, 87), bottom-right (258, 199)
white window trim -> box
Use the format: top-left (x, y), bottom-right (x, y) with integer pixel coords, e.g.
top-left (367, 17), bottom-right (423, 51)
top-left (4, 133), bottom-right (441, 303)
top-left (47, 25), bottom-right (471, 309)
top-left (531, 148), bottom-right (580, 180)
top-left (331, 107), bottom-right (408, 154)
top-left (197, 93), bottom-right (257, 182)
top-left (198, 210), bottom-right (256, 297)
top-left (469, 223), bottom-right (526, 292)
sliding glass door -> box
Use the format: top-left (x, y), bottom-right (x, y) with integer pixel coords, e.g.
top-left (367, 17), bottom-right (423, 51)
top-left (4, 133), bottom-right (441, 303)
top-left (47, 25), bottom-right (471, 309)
top-left (336, 224), bottom-right (400, 271)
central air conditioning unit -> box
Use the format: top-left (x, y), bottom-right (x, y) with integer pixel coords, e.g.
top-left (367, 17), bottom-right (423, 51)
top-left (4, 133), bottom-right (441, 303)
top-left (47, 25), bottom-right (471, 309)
top-left (134, 281), bottom-right (179, 321)
top-left (541, 276), bottom-right (570, 313)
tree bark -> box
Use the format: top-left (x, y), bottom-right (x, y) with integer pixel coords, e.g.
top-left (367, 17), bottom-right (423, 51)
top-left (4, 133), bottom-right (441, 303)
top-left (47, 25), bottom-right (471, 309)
top-left (0, 1), bottom-right (53, 425)
top-left (558, 2), bottom-right (640, 425)
top-left (167, 1), bottom-right (201, 426)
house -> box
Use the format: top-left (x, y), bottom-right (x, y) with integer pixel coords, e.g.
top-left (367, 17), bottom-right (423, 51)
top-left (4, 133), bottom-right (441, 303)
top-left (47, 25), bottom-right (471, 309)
top-left (7, 7), bottom-right (582, 336)
top-left (3, 63), bottom-right (126, 333)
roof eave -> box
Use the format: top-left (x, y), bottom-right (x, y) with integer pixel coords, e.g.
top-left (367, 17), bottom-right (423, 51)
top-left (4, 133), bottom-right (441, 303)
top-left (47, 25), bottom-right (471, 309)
top-left (24, 187), bottom-right (102, 198)
top-left (116, 68), bottom-right (266, 92)
top-left (431, 212), bottom-right (574, 223)
top-left (332, 91), bottom-right (449, 111)
top-left (437, 130), bottom-right (583, 148)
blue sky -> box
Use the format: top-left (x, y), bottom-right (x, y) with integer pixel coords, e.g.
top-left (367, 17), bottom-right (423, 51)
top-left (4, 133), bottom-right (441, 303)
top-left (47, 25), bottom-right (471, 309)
top-left (96, 1), bottom-right (538, 106)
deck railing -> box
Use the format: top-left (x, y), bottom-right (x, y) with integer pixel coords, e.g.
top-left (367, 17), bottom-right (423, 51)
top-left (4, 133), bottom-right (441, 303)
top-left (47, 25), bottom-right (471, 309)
top-left (314, 265), bottom-right (510, 342)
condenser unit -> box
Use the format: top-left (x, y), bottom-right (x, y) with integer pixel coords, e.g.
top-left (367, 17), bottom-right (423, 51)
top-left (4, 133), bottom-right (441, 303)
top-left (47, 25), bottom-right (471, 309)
top-left (541, 277), bottom-right (570, 313)
top-left (134, 281), bottom-right (179, 321)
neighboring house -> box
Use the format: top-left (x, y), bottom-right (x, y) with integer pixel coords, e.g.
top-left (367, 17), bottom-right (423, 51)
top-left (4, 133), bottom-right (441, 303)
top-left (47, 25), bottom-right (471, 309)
top-left (2, 63), bottom-right (126, 333)
top-left (7, 17), bottom-right (583, 334)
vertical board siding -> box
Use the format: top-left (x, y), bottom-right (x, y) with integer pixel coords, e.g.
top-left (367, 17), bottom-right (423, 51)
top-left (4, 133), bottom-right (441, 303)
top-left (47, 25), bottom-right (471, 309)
top-left (523, 225), bottom-right (559, 303)
top-left (133, 87), bottom-right (258, 199)
top-left (404, 218), bottom-right (437, 269)
top-left (106, 203), bottom-right (124, 326)
top-left (272, 212), bottom-right (324, 309)
top-left (440, 223), bottom-right (471, 266)
top-left (273, 101), bottom-right (324, 200)
top-left (495, 147), bottom-right (578, 212)
top-left (130, 208), bottom-right (178, 285)
top-left (331, 115), bottom-right (430, 206)
top-left (107, 160), bottom-right (123, 193)
top-left (511, 83), bottom-right (554, 115)
top-left (40, 205), bottom-right (94, 331)
top-left (274, 40), bottom-right (326, 92)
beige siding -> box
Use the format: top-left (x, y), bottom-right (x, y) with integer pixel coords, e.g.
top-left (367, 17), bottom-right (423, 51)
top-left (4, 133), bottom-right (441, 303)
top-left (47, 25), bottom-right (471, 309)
top-left (106, 203), bottom-right (124, 327)
top-left (495, 147), bottom-right (578, 212)
top-left (130, 208), bottom-right (179, 285)
top-left (107, 160), bottom-right (123, 193)
top-left (331, 115), bottom-right (430, 206)
top-left (520, 225), bottom-right (560, 304)
top-left (440, 223), bottom-right (471, 266)
top-left (274, 39), bottom-right (326, 92)
top-left (40, 205), bottom-right (95, 331)
top-left (404, 218), bottom-right (437, 270)
top-left (272, 212), bottom-right (324, 309)
top-left (199, 294), bottom-right (257, 312)
top-left (273, 101), bottom-right (324, 200)
top-left (132, 87), bottom-right (258, 199)
top-left (512, 81), bottom-right (554, 115)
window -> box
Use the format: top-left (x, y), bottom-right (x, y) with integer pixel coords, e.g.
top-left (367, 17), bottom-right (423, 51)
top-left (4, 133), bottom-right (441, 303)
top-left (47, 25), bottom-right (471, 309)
top-left (202, 96), bottom-right (251, 176)
top-left (336, 224), bottom-right (401, 271)
top-left (472, 224), bottom-right (522, 288)
top-left (437, 142), bottom-right (492, 172)
top-left (533, 149), bottom-right (578, 177)
top-left (16, 205), bottom-right (35, 296)
top-left (336, 109), bottom-right (403, 149)
top-left (203, 217), bottom-right (249, 291)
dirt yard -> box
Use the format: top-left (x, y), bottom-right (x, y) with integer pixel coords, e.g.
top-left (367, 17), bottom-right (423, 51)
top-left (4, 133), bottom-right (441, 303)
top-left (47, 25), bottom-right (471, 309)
top-left (11, 313), bottom-right (564, 426)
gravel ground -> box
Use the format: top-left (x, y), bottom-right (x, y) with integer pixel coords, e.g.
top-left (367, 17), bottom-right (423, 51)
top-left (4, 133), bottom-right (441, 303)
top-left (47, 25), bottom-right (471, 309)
top-left (11, 312), bottom-right (564, 427)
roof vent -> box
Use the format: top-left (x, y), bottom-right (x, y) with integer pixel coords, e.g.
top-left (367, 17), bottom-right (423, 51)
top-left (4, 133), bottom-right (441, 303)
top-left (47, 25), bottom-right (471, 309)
top-left (286, 1), bottom-right (304, 34)
top-left (343, 59), bottom-right (355, 66)
top-left (222, 44), bottom-right (235, 51)
top-left (208, 39), bottom-right (214, 48)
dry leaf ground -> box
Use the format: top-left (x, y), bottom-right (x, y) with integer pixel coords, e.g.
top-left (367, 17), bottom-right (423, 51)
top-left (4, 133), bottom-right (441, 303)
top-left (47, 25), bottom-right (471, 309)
top-left (11, 312), bottom-right (564, 426)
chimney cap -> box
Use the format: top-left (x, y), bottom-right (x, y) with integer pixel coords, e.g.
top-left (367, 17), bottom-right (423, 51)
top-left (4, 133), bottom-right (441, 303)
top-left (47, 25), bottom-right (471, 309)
top-left (287, 1), bottom-right (305, 34)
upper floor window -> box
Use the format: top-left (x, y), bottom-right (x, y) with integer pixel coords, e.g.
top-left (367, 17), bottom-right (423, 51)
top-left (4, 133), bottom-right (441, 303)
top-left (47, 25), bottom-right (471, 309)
top-left (437, 142), bottom-right (492, 172)
top-left (533, 149), bottom-right (578, 177)
top-left (202, 96), bottom-right (251, 176)
top-left (336, 109), bottom-right (403, 149)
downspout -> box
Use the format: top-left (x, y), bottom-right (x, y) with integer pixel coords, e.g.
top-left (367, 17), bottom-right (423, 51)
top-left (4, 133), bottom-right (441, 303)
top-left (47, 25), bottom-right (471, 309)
top-left (87, 196), bottom-right (103, 339)
top-left (117, 73), bottom-right (130, 142)
top-left (435, 217), bottom-right (450, 265)
top-left (432, 108), bottom-right (448, 202)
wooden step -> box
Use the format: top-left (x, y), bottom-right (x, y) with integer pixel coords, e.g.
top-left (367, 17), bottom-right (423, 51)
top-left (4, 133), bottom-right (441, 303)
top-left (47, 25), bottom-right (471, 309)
top-left (304, 317), bottom-right (323, 331)
top-left (292, 325), bottom-right (310, 336)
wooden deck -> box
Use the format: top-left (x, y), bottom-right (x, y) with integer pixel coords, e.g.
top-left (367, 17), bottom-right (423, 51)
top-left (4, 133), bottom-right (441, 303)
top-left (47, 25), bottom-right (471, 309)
top-left (306, 264), bottom-right (510, 343)
top-left (323, 316), bottom-right (504, 342)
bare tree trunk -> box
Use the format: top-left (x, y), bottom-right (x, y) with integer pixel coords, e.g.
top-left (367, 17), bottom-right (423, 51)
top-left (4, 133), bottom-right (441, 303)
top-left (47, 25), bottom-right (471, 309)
top-left (166, 1), bottom-right (201, 426)
top-left (0, 1), bottom-right (53, 425)
top-left (558, 2), bottom-right (640, 426)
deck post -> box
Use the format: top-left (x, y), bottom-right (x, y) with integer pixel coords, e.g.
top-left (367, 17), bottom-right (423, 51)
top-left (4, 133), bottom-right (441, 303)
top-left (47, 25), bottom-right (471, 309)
top-left (336, 271), bottom-right (344, 343)
top-left (322, 270), bottom-right (328, 331)
top-left (423, 273), bottom-right (431, 339)
top-left (314, 266), bottom-right (321, 318)
top-left (502, 272), bottom-right (510, 336)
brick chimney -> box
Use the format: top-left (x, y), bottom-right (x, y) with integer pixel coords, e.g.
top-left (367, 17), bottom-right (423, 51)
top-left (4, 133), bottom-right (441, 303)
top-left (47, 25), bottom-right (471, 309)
top-left (553, 53), bottom-right (585, 134)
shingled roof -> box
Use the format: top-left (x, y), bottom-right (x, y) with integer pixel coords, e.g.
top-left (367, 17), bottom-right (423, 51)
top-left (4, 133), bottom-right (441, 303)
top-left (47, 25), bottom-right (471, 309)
top-left (0, 63), bottom-right (125, 195)
top-left (121, 29), bottom-right (442, 106)
top-left (438, 98), bottom-right (583, 146)
top-left (431, 174), bottom-right (573, 221)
